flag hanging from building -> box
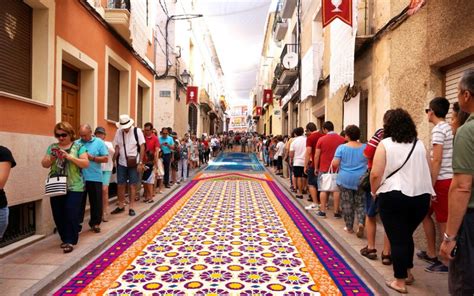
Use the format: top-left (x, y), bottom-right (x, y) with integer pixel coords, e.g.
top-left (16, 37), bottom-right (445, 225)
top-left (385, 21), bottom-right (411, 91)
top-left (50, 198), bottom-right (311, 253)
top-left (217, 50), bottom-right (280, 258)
top-left (322, 0), bottom-right (353, 28)
top-left (186, 86), bottom-right (198, 105)
top-left (329, 0), bottom-right (358, 97)
top-left (407, 0), bottom-right (426, 16)
top-left (263, 89), bottom-right (273, 105)
top-left (256, 106), bottom-right (262, 116)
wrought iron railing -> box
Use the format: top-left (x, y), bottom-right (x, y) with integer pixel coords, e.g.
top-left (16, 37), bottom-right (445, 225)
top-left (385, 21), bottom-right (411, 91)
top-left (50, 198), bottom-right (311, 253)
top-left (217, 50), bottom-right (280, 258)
top-left (0, 202), bottom-right (36, 248)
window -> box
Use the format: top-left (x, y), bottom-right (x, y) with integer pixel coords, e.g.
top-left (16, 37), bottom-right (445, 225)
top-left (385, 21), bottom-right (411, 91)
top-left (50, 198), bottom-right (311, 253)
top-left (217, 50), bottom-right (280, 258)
top-left (106, 47), bottom-right (131, 122)
top-left (0, 1), bottom-right (33, 98)
top-left (137, 85), bottom-right (143, 128)
top-left (445, 59), bottom-right (474, 120)
top-left (107, 64), bottom-right (120, 121)
top-left (0, 202), bottom-right (36, 248)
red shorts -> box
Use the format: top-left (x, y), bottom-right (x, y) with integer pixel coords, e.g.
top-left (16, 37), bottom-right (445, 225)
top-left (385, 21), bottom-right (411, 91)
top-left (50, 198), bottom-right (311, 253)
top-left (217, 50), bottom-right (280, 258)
top-left (431, 179), bottom-right (451, 223)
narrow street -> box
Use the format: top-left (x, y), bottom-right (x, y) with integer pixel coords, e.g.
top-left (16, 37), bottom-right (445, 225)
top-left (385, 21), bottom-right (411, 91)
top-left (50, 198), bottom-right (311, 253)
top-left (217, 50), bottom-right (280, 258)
top-left (54, 152), bottom-right (371, 295)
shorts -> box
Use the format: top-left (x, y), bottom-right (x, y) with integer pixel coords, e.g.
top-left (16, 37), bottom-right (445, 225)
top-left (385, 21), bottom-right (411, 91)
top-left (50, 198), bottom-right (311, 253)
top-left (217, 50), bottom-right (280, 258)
top-left (143, 171), bottom-right (155, 184)
top-left (365, 191), bottom-right (379, 218)
top-left (102, 171), bottom-right (112, 186)
top-left (431, 179), bottom-right (451, 223)
top-left (0, 207), bottom-right (9, 239)
top-left (117, 164), bottom-right (139, 185)
top-left (307, 167), bottom-right (318, 187)
top-left (293, 166), bottom-right (307, 178)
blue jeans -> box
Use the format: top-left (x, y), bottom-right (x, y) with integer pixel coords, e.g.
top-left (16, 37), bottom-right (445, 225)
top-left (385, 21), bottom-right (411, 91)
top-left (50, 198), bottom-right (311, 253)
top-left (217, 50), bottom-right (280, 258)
top-left (50, 191), bottom-right (83, 245)
top-left (0, 207), bottom-right (9, 239)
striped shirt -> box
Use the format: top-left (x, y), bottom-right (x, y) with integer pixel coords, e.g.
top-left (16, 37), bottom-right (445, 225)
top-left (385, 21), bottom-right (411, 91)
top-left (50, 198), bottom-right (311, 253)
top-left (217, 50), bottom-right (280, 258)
top-left (431, 121), bottom-right (453, 180)
top-left (364, 128), bottom-right (384, 169)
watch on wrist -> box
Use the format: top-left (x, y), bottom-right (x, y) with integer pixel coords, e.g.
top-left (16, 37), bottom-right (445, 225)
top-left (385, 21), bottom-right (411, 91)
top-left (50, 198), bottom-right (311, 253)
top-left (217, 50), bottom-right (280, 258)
top-left (443, 232), bottom-right (456, 242)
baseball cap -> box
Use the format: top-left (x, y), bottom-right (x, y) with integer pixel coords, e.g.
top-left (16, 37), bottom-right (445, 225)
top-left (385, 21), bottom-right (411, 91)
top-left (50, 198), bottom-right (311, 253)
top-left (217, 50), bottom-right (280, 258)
top-left (94, 126), bottom-right (106, 135)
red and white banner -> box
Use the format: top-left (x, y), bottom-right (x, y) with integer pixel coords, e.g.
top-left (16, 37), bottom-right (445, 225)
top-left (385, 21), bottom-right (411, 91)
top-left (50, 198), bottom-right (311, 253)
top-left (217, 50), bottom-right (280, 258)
top-left (407, 0), bottom-right (426, 16)
top-left (186, 86), bottom-right (198, 105)
top-left (322, 0), bottom-right (352, 28)
top-left (263, 89), bottom-right (273, 105)
top-left (256, 106), bottom-right (262, 116)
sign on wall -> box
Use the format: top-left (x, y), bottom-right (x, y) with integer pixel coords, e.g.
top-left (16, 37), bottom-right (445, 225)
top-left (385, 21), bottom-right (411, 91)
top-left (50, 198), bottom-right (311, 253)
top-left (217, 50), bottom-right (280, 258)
top-left (186, 86), bottom-right (198, 105)
top-left (256, 106), bottom-right (262, 116)
top-left (263, 89), bottom-right (273, 105)
top-left (322, 0), bottom-right (353, 28)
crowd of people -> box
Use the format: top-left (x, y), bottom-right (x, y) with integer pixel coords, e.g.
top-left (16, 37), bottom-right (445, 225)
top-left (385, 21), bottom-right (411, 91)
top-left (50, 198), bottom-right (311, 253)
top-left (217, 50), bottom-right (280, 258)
top-left (254, 69), bottom-right (474, 294)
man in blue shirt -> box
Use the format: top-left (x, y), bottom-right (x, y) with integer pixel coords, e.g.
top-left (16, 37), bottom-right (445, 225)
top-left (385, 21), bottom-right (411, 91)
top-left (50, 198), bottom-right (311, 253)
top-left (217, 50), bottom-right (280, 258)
top-left (77, 124), bottom-right (108, 233)
top-left (159, 127), bottom-right (175, 188)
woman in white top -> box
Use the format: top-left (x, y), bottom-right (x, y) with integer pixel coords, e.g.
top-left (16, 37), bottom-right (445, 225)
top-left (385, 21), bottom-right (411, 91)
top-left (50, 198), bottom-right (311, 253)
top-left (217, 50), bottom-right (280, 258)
top-left (370, 109), bottom-right (435, 294)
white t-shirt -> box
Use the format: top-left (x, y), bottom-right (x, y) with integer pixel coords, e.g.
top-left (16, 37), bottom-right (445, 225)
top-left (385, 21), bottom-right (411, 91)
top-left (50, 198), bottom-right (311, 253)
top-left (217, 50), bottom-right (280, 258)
top-left (113, 127), bottom-right (146, 167)
top-left (102, 141), bottom-right (115, 172)
top-left (290, 136), bottom-right (307, 167)
top-left (274, 141), bottom-right (285, 159)
top-left (377, 138), bottom-right (435, 197)
top-left (431, 121), bottom-right (453, 180)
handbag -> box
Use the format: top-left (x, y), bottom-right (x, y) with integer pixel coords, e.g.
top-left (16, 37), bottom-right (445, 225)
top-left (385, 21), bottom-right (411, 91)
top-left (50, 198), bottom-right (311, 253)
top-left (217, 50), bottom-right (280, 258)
top-left (319, 166), bottom-right (339, 192)
top-left (45, 161), bottom-right (67, 197)
top-left (359, 170), bottom-right (371, 192)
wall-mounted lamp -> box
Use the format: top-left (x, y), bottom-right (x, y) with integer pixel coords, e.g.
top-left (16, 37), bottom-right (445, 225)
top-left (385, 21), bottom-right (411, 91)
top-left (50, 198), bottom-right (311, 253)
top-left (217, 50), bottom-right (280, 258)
top-left (180, 69), bottom-right (191, 86)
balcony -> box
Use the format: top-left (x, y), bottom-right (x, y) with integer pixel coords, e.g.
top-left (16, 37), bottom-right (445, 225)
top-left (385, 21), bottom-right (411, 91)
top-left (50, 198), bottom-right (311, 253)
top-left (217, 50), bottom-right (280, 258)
top-left (281, 0), bottom-right (297, 19)
top-left (279, 43), bottom-right (299, 84)
top-left (104, 0), bottom-right (131, 41)
top-left (199, 89), bottom-right (212, 112)
top-left (273, 20), bottom-right (288, 41)
top-left (274, 84), bottom-right (290, 96)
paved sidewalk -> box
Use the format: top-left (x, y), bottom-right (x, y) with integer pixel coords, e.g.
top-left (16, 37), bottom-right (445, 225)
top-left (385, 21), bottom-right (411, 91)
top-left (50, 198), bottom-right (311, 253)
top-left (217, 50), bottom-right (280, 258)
top-left (268, 167), bottom-right (449, 296)
top-left (0, 176), bottom-right (195, 296)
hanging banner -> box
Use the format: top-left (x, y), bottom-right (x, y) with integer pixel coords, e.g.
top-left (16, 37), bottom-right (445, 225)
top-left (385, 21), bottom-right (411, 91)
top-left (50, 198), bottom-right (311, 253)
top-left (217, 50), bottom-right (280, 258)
top-left (407, 0), bottom-right (426, 16)
top-left (263, 89), bottom-right (273, 105)
top-left (322, 0), bottom-right (353, 28)
top-left (186, 86), bottom-right (198, 105)
top-left (256, 107), bottom-right (262, 116)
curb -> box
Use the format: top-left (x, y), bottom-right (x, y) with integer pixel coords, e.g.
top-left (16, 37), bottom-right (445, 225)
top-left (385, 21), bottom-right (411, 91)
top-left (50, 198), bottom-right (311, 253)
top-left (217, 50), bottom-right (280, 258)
top-left (266, 168), bottom-right (396, 296)
top-left (25, 166), bottom-right (207, 296)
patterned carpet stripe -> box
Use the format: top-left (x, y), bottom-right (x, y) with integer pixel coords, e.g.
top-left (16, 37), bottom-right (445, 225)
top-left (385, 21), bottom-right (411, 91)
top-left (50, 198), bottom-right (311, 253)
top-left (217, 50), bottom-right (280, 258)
top-left (205, 153), bottom-right (265, 172)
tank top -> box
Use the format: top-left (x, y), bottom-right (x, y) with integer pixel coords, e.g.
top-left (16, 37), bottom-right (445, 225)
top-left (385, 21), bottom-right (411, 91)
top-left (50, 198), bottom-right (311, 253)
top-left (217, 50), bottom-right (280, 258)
top-left (377, 138), bottom-right (435, 197)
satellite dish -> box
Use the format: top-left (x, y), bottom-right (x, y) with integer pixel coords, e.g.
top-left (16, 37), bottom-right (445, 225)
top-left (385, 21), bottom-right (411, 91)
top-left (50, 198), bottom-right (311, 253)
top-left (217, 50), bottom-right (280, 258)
top-left (283, 52), bottom-right (298, 69)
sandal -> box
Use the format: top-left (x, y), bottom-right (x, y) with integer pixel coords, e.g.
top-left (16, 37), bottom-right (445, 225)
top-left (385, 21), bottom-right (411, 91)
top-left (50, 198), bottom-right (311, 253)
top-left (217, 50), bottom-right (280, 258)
top-left (385, 280), bottom-right (407, 294)
top-left (356, 224), bottom-right (365, 238)
top-left (60, 243), bottom-right (68, 249)
top-left (382, 252), bottom-right (392, 265)
top-left (91, 225), bottom-right (101, 233)
top-left (147, 199), bottom-right (154, 203)
top-left (344, 227), bottom-right (354, 234)
top-left (405, 275), bottom-right (415, 285)
top-left (360, 246), bottom-right (377, 260)
top-left (63, 244), bottom-right (74, 253)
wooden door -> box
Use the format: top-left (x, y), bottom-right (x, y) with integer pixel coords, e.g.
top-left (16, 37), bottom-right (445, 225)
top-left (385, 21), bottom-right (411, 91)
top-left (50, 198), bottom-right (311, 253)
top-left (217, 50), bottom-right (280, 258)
top-left (61, 85), bottom-right (79, 132)
top-left (61, 63), bottom-right (80, 132)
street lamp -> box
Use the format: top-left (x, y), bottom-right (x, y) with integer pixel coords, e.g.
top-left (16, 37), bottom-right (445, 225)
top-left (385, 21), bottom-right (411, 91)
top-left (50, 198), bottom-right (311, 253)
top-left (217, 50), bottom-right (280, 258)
top-left (180, 69), bottom-right (191, 86)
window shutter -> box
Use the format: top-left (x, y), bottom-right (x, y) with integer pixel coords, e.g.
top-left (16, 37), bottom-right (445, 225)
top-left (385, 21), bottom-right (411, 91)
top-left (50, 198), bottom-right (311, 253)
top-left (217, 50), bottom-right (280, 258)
top-left (108, 64), bottom-right (120, 121)
top-left (137, 85), bottom-right (143, 128)
top-left (0, 0), bottom-right (32, 98)
top-left (445, 61), bottom-right (474, 120)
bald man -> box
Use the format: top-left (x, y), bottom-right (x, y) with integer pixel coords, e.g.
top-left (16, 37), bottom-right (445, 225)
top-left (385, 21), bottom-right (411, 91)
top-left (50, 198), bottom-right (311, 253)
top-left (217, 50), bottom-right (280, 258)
top-left (76, 124), bottom-right (109, 233)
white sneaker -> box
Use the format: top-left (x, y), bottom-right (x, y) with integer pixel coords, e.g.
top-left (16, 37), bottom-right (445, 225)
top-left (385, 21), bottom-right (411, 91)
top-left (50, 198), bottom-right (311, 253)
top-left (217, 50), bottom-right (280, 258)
top-left (305, 204), bottom-right (318, 211)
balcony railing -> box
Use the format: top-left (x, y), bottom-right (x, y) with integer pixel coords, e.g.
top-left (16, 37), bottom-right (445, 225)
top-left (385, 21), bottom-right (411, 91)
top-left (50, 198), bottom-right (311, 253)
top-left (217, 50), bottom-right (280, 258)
top-left (108, 0), bottom-right (131, 11)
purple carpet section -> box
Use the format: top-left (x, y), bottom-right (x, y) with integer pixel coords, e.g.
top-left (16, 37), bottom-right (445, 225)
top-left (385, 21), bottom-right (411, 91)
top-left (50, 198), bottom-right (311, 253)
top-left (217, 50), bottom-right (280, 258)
top-left (267, 181), bottom-right (373, 296)
top-left (54, 181), bottom-right (197, 295)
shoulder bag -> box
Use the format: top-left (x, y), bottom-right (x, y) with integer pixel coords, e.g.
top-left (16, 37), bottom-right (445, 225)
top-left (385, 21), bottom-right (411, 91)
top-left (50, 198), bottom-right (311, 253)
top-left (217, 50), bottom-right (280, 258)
top-left (122, 128), bottom-right (139, 167)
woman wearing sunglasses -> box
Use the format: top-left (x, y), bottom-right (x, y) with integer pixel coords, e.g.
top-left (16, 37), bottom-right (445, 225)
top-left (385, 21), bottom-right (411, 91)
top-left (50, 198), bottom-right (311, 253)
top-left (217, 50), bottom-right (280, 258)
top-left (41, 122), bottom-right (89, 253)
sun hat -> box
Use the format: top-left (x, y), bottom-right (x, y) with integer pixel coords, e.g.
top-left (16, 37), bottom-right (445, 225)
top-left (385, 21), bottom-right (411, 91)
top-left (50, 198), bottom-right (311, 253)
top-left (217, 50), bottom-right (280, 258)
top-left (116, 114), bottom-right (134, 129)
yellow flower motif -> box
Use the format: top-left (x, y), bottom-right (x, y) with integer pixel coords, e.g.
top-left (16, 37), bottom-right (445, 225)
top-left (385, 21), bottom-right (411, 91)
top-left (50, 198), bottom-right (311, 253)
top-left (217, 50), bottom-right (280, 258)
top-left (155, 266), bottom-right (171, 272)
top-left (228, 265), bottom-right (243, 271)
top-left (191, 264), bottom-right (207, 271)
top-left (269, 284), bottom-right (285, 291)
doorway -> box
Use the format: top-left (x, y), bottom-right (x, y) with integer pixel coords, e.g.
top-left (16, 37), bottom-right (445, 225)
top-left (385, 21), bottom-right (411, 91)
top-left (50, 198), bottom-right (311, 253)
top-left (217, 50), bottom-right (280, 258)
top-left (61, 63), bottom-right (80, 132)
